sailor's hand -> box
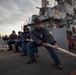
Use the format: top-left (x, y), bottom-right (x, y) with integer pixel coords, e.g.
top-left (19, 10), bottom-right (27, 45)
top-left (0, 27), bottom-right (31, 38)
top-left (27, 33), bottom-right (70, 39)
top-left (42, 43), bottom-right (48, 46)
top-left (26, 39), bottom-right (33, 41)
top-left (26, 39), bottom-right (29, 41)
top-left (53, 45), bottom-right (58, 50)
top-left (14, 39), bottom-right (18, 41)
top-left (30, 39), bottom-right (33, 41)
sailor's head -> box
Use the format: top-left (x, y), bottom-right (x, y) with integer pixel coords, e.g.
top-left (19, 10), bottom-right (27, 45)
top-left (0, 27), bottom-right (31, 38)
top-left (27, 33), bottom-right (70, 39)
top-left (12, 30), bottom-right (16, 35)
top-left (23, 25), bottom-right (28, 32)
top-left (33, 18), bottom-right (42, 30)
top-left (18, 31), bottom-right (21, 35)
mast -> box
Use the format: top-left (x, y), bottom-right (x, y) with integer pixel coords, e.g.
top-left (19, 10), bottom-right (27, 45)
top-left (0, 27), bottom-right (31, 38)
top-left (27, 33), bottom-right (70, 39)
top-left (42, 0), bottom-right (48, 8)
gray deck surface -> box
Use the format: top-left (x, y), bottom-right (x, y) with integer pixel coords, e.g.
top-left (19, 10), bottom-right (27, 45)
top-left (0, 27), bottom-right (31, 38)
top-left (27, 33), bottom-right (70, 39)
top-left (0, 47), bottom-right (76, 75)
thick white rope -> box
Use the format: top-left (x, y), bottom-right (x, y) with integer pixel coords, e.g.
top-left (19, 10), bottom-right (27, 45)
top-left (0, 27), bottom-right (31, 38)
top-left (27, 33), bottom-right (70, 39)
top-left (48, 44), bottom-right (76, 57)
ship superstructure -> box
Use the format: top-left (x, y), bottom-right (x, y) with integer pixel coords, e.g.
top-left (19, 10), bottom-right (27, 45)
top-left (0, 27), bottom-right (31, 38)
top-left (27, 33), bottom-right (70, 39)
top-left (28, 0), bottom-right (76, 31)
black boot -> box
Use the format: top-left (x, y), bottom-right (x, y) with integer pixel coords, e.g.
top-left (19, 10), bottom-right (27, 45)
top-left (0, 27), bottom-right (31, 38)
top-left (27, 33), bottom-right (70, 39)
top-left (55, 62), bottom-right (63, 70)
top-left (26, 60), bottom-right (36, 64)
top-left (14, 50), bottom-right (19, 53)
top-left (7, 48), bottom-right (12, 51)
top-left (20, 52), bottom-right (27, 57)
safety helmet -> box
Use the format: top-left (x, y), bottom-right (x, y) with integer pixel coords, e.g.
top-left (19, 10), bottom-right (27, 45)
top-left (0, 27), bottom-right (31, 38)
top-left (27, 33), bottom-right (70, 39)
top-left (23, 25), bottom-right (28, 30)
top-left (33, 18), bottom-right (41, 26)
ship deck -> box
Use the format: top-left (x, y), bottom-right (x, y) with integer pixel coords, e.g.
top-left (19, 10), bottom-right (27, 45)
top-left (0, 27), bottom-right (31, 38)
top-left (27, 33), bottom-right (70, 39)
top-left (0, 46), bottom-right (76, 75)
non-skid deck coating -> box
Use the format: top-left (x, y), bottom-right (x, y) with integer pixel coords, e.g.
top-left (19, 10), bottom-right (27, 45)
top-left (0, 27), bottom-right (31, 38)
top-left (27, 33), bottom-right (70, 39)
top-left (0, 47), bottom-right (76, 75)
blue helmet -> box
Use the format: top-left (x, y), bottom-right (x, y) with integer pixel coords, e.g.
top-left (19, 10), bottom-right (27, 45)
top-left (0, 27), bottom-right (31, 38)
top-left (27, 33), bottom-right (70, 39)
top-left (23, 25), bottom-right (28, 30)
top-left (33, 18), bottom-right (41, 25)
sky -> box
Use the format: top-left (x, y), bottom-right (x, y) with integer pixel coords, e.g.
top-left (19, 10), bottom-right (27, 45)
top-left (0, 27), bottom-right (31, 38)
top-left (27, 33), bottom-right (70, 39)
top-left (0, 0), bottom-right (55, 36)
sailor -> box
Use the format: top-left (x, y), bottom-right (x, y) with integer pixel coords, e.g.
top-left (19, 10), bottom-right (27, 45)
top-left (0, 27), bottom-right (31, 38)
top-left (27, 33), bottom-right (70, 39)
top-left (7, 30), bottom-right (17, 51)
top-left (21, 25), bottom-right (38, 57)
top-left (26, 18), bottom-right (63, 70)
top-left (14, 31), bottom-right (22, 53)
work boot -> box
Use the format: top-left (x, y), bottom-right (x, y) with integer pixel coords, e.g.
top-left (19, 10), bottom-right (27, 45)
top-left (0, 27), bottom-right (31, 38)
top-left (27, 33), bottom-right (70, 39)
top-left (20, 52), bottom-right (27, 57)
top-left (55, 62), bottom-right (63, 70)
top-left (26, 60), bottom-right (36, 64)
top-left (14, 50), bottom-right (19, 53)
top-left (7, 48), bottom-right (12, 51)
